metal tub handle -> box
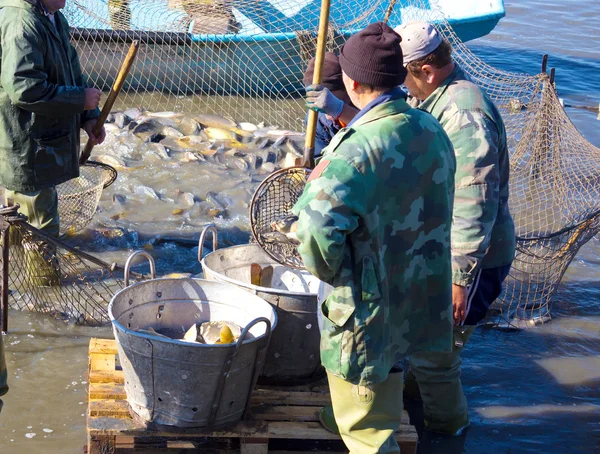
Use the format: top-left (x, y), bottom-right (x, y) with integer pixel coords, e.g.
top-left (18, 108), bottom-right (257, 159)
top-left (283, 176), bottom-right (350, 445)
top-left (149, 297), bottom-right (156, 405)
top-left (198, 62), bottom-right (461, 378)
top-left (124, 250), bottom-right (156, 287)
top-left (198, 224), bottom-right (218, 263)
top-left (207, 316), bottom-right (273, 429)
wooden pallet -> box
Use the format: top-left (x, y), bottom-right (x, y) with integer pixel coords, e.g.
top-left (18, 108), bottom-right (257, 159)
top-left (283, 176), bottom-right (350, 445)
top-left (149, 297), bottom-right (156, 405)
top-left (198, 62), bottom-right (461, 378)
top-left (86, 338), bottom-right (418, 453)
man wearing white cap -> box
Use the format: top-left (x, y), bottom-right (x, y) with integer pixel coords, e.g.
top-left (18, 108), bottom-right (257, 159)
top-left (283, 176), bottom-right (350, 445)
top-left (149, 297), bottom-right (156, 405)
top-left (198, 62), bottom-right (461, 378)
top-left (394, 22), bottom-right (516, 436)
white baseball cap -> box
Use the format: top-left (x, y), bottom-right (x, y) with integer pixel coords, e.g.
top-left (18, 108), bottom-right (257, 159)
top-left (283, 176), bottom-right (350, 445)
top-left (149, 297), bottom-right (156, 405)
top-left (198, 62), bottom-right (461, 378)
top-left (394, 22), bottom-right (442, 66)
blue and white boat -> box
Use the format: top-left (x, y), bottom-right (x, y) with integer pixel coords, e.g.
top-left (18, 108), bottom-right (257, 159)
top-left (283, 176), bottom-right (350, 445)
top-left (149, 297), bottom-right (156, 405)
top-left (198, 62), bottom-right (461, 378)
top-left (67, 0), bottom-right (505, 96)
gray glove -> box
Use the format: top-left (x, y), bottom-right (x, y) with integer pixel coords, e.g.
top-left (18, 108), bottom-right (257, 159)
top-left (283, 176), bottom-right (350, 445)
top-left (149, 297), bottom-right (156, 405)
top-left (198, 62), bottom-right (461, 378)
top-left (305, 84), bottom-right (345, 119)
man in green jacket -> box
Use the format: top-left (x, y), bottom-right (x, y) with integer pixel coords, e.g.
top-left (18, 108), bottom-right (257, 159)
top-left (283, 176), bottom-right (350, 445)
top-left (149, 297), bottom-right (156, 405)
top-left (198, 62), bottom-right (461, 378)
top-left (0, 0), bottom-right (105, 237)
top-left (395, 22), bottom-right (516, 436)
top-left (292, 22), bottom-right (455, 453)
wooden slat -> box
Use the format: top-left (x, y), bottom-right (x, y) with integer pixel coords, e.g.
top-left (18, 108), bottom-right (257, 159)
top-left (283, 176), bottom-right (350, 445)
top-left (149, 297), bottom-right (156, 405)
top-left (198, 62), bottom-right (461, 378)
top-left (250, 389), bottom-right (330, 406)
top-left (251, 405), bottom-right (320, 422)
top-left (252, 405), bottom-right (411, 425)
top-left (89, 382), bottom-right (127, 400)
top-left (89, 369), bottom-right (124, 384)
top-left (88, 417), bottom-right (415, 440)
top-left (89, 399), bottom-right (131, 418)
top-left (88, 414), bottom-right (417, 442)
top-left (89, 338), bottom-right (119, 355)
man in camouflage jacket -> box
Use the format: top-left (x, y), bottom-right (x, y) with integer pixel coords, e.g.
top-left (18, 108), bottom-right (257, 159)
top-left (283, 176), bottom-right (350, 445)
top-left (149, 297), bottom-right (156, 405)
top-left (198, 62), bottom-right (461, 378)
top-left (293, 23), bottom-right (455, 453)
top-left (395, 22), bottom-right (516, 435)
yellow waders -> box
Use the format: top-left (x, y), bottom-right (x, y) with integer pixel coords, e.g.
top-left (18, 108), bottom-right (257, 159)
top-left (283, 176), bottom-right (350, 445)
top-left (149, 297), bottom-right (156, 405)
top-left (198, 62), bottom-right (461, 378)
top-left (327, 370), bottom-right (405, 454)
top-left (4, 188), bottom-right (60, 286)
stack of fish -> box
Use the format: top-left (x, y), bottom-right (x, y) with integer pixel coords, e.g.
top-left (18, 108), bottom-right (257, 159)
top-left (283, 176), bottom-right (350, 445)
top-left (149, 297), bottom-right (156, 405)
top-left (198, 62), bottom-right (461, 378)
top-left (136, 320), bottom-right (242, 344)
top-left (97, 109), bottom-right (305, 173)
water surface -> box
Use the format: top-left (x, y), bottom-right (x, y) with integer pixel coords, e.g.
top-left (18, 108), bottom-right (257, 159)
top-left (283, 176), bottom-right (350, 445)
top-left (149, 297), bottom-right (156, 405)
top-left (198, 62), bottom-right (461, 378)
top-left (1, 1), bottom-right (600, 453)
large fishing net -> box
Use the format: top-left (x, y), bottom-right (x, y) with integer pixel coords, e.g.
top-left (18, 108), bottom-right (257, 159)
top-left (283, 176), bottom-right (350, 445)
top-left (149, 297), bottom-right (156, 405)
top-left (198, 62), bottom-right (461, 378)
top-left (2, 214), bottom-right (126, 325)
top-left (1, 0), bottom-right (597, 328)
top-left (434, 23), bottom-right (600, 328)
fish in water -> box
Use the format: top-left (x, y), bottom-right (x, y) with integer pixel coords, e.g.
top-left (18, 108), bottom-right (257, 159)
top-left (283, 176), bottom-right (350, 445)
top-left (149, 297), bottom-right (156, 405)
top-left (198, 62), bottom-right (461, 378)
top-left (124, 107), bottom-right (142, 122)
top-left (135, 185), bottom-right (160, 200)
top-left (238, 122), bottom-right (258, 132)
top-left (146, 143), bottom-right (170, 160)
top-left (94, 154), bottom-right (128, 170)
top-left (204, 127), bottom-right (239, 141)
top-left (161, 126), bottom-right (185, 139)
top-left (205, 191), bottom-right (227, 213)
top-left (177, 118), bottom-right (202, 136)
top-left (132, 119), bottom-right (167, 143)
top-left (194, 113), bottom-right (238, 130)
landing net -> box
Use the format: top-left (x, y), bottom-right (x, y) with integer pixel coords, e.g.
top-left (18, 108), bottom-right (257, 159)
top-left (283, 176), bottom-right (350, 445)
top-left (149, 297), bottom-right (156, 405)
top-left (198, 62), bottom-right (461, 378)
top-left (57, 161), bottom-right (118, 236)
top-left (4, 218), bottom-right (126, 325)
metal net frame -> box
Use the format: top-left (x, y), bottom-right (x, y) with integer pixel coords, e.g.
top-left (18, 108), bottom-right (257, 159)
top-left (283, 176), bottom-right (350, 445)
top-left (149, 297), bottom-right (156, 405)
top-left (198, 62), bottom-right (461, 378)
top-left (250, 167), bottom-right (311, 269)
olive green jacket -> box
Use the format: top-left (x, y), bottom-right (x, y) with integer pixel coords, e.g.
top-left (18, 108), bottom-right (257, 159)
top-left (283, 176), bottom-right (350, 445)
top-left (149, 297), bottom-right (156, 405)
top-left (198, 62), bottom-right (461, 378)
top-left (417, 64), bottom-right (516, 286)
top-left (0, 0), bottom-right (99, 191)
top-left (293, 97), bottom-right (455, 385)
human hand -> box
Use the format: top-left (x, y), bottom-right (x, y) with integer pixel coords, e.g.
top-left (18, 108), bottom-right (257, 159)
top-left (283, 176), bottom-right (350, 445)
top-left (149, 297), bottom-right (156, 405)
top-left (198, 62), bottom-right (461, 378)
top-left (80, 120), bottom-right (106, 164)
top-left (84, 88), bottom-right (102, 110)
top-left (305, 84), bottom-right (345, 119)
top-left (82, 120), bottom-right (106, 146)
top-left (452, 284), bottom-right (468, 326)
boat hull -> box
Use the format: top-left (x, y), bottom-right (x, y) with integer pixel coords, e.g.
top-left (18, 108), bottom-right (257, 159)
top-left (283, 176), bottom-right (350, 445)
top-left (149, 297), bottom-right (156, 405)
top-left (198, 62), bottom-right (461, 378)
top-left (71, 0), bottom-right (505, 96)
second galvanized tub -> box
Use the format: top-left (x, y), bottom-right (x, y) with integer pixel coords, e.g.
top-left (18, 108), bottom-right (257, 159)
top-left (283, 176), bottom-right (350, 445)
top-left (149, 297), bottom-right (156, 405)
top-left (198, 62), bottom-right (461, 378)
top-left (199, 227), bottom-right (324, 384)
top-left (109, 252), bottom-right (277, 429)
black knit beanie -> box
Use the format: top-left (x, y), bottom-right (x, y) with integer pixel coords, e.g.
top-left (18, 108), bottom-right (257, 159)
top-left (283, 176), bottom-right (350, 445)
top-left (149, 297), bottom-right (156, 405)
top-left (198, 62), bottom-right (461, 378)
top-left (339, 22), bottom-right (407, 88)
top-left (303, 52), bottom-right (343, 91)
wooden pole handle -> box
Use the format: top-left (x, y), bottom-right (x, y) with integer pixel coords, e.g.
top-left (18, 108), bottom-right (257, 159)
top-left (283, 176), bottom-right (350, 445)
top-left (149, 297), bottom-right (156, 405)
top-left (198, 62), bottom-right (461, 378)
top-left (302, 0), bottom-right (331, 169)
top-left (80, 40), bottom-right (140, 164)
top-left (383, 0), bottom-right (398, 24)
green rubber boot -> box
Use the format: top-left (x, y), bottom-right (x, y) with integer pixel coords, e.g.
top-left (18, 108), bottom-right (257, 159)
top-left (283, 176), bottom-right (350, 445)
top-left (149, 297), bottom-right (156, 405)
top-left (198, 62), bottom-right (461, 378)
top-left (319, 404), bottom-right (340, 435)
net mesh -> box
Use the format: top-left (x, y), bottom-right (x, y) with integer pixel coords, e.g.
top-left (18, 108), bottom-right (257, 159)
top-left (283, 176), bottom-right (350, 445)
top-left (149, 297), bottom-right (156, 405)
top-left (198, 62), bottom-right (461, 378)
top-left (0, 0), bottom-right (589, 327)
top-left (434, 22), bottom-right (600, 327)
top-left (4, 220), bottom-right (126, 325)
top-left (250, 167), bottom-right (311, 269)
top-left (56, 161), bottom-right (118, 236)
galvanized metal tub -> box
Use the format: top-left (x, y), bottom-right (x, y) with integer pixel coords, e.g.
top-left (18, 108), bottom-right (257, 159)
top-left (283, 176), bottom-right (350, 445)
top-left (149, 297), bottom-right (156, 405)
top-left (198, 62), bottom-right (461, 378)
top-left (199, 226), bottom-right (324, 385)
top-left (109, 252), bottom-right (277, 429)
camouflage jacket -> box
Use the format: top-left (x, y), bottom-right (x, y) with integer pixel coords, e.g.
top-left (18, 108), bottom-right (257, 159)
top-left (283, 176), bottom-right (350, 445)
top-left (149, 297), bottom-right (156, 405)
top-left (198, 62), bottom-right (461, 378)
top-left (0, 0), bottom-right (100, 192)
top-left (417, 64), bottom-right (516, 286)
top-left (292, 95), bottom-right (455, 385)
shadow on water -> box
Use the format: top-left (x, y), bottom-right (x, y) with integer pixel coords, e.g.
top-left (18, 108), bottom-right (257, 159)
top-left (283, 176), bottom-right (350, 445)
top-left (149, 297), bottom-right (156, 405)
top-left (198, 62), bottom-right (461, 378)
top-left (402, 278), bottom-right (600, 454)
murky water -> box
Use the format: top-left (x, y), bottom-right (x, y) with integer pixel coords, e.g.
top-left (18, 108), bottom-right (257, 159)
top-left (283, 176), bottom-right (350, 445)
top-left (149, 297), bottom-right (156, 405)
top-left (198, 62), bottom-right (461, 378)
top-left (2, 1), bottom-right (600, 453)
